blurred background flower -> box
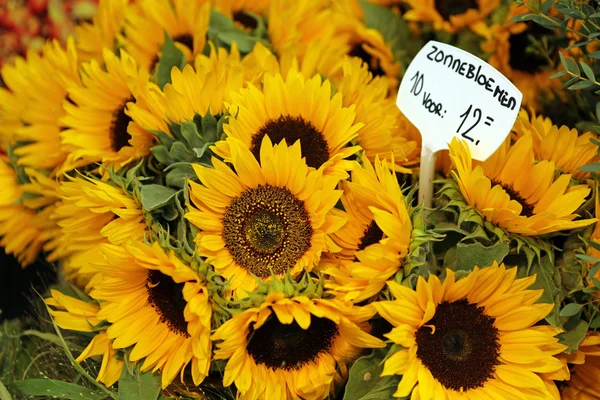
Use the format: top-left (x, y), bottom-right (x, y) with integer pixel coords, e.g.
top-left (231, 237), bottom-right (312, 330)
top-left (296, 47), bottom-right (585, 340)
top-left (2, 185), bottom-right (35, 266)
top-left (0, 0), bottom-right (97, 70)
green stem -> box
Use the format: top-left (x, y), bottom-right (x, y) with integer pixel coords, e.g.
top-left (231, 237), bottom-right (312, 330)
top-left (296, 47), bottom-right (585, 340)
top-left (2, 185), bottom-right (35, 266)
top-left (565, 69), bottom-right (600, 88)
top-left (42, 303), bottom-right (118, 400)
top-left (521, 2), bottom-right (600, 41)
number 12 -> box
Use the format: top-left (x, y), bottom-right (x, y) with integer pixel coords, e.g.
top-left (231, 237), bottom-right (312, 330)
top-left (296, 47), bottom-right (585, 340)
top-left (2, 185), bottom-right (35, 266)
top-left (457, 105), bottom-right (481, 145)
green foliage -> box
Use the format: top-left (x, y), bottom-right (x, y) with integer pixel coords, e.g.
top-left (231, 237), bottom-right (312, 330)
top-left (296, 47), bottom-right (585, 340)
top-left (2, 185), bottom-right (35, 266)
top-left (157, 31), bottom-right (187, 90)
top-left (518, 0), bottom-right (600, 130)
top-left (118, 365), bottom-right (161, 400)
top-left (359, 1), bottom-right (423, 76)
top-left (530, 256), bottom-right (562, 325)
top-left (455, 241), bottom-right (510, 271)
top-left (343, 347), bottom-right (403, 400)
top-left (8, 379), bottom-right (107, 400)
top-left (140, 184), bottom-right (179, 212)
top-left (208, 10), bottom-right (269, 54)
top-left (0, 381), bottom-right (12, 400)
top-left (151, 113), bottom-right (223, 190)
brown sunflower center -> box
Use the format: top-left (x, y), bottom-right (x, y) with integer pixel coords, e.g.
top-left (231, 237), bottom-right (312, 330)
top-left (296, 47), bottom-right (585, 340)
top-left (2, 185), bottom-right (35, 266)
top-left (110, 98), bottom-right (133, 152)
top-left (349, 43), bottom-right (385, 77)
top-left (491, 179), bottom-right (535, 217)
top-left (146, 270), bottom-right (189, 338)
top-left (357, 220), bottom-right (384, 251)
top-left (415, 299), bottom-right (500, 391)
top-left (246, 314), bottom-right (339, 370)
top-left (173, 34), bottom-right (194, 50)
top-left (221, 184), bottom-right (313, 278)
top-left (233, 10), bottom-right (258, 30)
top-left (508, 22), bottom-right (550, 74)
top-left (250, 115), bottom-right (330, 169)
top-left (434, 0), bottom-right (478, 19)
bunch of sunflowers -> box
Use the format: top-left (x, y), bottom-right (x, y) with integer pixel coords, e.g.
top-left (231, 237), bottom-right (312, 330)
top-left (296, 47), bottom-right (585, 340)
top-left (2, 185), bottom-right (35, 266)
top-left (2, 0), bottom-right (600, 399)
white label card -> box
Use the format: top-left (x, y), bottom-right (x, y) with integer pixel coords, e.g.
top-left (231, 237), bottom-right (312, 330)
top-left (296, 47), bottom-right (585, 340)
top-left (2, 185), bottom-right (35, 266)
top-left (397, 41), bottom-right (523, 161)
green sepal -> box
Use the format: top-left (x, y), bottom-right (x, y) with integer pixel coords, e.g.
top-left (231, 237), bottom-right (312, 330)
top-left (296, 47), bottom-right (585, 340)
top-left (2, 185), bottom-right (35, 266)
top-left (207, 9), bottom-right (270, 54)
top-left (359, 0), bottom-right (419, 76)
top-left (343, 345), bottom-right (404, 400)
top-left (156, 31), bottom-right (186, 90)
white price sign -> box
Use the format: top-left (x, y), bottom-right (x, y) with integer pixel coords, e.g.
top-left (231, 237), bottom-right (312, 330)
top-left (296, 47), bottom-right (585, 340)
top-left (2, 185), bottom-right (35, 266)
top-left (397, 41), bottom-right (522, 206)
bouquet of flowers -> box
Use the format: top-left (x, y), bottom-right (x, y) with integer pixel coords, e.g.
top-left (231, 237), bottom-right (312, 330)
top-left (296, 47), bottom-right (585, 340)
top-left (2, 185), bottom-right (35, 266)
top-left (2, 0), bottom-right (600, 399)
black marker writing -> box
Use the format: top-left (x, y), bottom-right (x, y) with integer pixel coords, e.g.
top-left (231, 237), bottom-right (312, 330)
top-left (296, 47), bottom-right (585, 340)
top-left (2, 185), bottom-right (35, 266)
top-left (409, 71), bottom-right (446, 118)
top-left (426, 45), bottom-right (517, 110)
top-left (457, 104), bottom-right (492, 146)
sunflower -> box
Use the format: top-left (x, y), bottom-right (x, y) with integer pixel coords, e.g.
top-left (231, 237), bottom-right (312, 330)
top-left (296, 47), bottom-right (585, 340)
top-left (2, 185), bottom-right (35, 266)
top-left (212, 292), bottom-right (385, 400)
top-left (123, 0), bottom-right (209, 71)
top-left (186, 136), bottom-right (346, 296)
top-left (268, 0), bottom-right (343, 62)
top-left (586, 187), bottom-right (600, 287)
top-left (45, 289), bottom-right (123, 387)
top-left (74, 0), bottom-right (130, 62)
top-left (46, 176), bottom-right (146, 284)
top-left (403, 0), bottom-right (498, 33)
top-left (513, 109), bottom-right (598, 180)
top-left (0, 38), bottom-right (79, 172)
top-left (448, 136), bottom-right (596, 236)
top-left (90, 241), bottom-right (212, 388)
top-left (128, 42), bottom-right (278, 133)
top-left (331, 13), bottom-right (401, 90)
top-left (324, 154), bottom-right (412, 302)
top-left (375, 263), bottom-right (566, 399)
top-left (211, 0), bottom-right (270, 31)
top-left (60, 48), bottom-right (156, 173)
top-left (475, 4), bottom-right (561, 110)
top-left (213, 69), bottom-right (362, 179)
top-left (0, 157), bottom-right (49, 266)
top-left (335, 57), bottom-right (419, 172)
top-left (558, 332), bottom-right (600, 399)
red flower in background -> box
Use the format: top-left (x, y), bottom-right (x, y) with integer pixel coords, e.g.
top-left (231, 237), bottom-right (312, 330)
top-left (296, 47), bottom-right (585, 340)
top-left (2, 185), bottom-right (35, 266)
top-left (0, 0), bottom-right (97, 69)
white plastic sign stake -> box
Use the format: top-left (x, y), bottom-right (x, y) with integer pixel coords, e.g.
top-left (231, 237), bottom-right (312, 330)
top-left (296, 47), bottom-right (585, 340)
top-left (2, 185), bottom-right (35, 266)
top-left (397, 40), bottom-right (522, 207)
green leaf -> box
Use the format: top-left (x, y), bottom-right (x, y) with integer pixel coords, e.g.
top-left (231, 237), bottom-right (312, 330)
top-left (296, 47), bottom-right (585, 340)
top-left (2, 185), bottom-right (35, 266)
top-left (560, 320), bottom-right (589, 353)
top-left (579, 61), bottom-right (596, 82)
top-left (548, 70), bottom-right (566, 79)
top-left (216, 31), bottom-right (257, 53)
top-left (531, 14), bottom-right (560, 29)
top-left (565, 41), bottom-right (589, 50)
top-left (8, 380), bottom-right (106, 400)
top-left (0, 381), bottom-right (12, 400)
top-left (509, 13), bottom-right (537, 23)
top-left (568, 80), bottom-right (594, 90)
top-left (140, 184), bottom-right (179, 211)
top-left (343, 347), bottom-right (401, 400)
top-left (157, 31), bottom-right (186, 90)
top-left (155, 129), bottom-right (175, 147)
top-left (559, 52), bottom-right (580, 75)
top-left (199, 113), bottom-right (219, 143)
top-left (589, 51), bottom-right (600, 59)
top-left (455, 241), bottom-right (509, 271)
top-left (165, 164), bottom-right (196, 189)
top-left (180, 121), bottom-right (206, 150)
top-left (530, 256), bottom-right (561, 325)
top-left (209, 9), bottom-right (235, 32)
top-left (540, 0), bottom-right (554, 14)
top-left (169, 142), bottom-right (197, 162)
top-left (192, 142), bottom-right (211, 159)
top-left (576, 254), bottom-right (600, 263)
top-left (559, 303), bottom-right (583, 317)
top-left (579, 162), bottom-right (600, 172)
top-left (590, 314), bottom-right (600, 329)
top-left (118, 365), bottom-right (161, 400)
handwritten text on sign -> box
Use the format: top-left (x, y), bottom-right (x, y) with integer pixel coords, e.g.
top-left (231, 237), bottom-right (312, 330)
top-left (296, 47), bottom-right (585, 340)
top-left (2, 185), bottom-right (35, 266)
top-left (397, 41), bottom-right (523, 161)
